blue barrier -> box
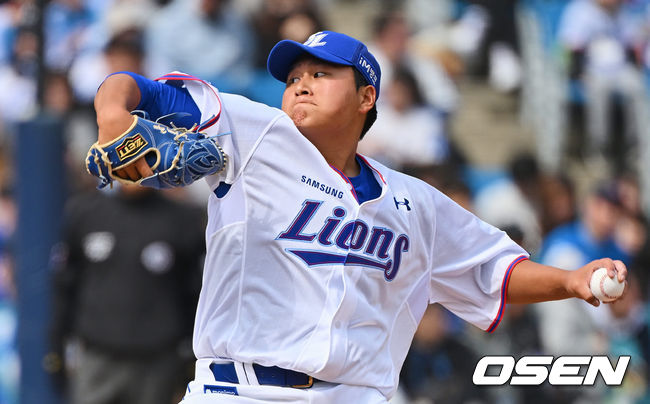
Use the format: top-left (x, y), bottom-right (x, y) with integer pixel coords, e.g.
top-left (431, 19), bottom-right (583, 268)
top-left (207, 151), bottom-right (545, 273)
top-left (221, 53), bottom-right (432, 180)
top-left (15, 116), bottom-right (64, 404)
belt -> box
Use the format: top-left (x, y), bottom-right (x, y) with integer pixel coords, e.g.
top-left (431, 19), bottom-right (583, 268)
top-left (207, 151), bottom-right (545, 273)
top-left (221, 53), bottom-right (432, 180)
top-left (209, 362), bottom-right (315, 389)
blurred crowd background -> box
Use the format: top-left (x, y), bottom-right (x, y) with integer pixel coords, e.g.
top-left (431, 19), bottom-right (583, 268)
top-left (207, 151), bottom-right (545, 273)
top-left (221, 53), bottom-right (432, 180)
top-left (2, 0), bottom-right (650, 403)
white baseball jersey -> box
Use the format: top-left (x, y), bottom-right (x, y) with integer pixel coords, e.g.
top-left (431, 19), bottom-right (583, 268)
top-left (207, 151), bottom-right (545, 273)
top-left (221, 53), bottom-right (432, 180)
top-left (156, 72), bottom-right (528, 400)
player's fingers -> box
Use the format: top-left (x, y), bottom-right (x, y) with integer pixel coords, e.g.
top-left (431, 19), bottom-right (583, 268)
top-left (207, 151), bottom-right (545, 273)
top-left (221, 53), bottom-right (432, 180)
top-left (586, 295), bottom-right (600, 307)
top-left (135, 158), bottom-right (154, 178)
top-left (113, 168), bottom-right (128, 180)
top-left (570, 269), bottom-right (597, 302)
top-left (613, 260), bottom-right (627, 282)
top-left (592, 258), bottom-right (615, 278)
top-left (122, 165), bottom-right (141, 181)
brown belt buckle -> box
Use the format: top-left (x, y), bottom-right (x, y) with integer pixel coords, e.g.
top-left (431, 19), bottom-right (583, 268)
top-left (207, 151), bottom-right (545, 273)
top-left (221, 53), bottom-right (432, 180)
top-left (291, 376), bottom-right (314, 388)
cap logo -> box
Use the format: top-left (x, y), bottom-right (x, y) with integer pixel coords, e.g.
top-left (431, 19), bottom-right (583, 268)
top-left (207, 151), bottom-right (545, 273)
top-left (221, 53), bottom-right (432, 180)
top-left (304, 32), bottom-right (328, 47)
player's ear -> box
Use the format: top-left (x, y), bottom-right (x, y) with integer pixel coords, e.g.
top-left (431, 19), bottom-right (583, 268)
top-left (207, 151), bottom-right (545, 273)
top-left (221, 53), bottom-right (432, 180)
top-left (358, 85), bottom-right (376, 114)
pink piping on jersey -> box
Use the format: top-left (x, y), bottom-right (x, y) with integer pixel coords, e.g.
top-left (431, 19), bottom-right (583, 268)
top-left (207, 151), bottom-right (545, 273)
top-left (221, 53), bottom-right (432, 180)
top-left (328, 155), bottom-right (386, 203)
top-left (356, 154), bottom-right (387, 184)
top-left (328, 164), bottom-right (359, 203)
top-left (154, 73), bottom-right (222, 131)
top-left (486, 254), bottom-right (529, 333)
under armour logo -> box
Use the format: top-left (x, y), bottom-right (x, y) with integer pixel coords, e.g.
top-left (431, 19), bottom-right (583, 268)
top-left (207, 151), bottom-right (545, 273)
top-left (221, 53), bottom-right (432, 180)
top-left (304, 32), bottom-right (328, 47)
top-left (394, 197), bottom-right (411, 211)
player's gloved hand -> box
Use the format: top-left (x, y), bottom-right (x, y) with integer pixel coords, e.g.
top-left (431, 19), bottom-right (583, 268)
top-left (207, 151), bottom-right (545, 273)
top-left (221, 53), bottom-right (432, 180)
top-left (86, 115), bottom-right (227, 189)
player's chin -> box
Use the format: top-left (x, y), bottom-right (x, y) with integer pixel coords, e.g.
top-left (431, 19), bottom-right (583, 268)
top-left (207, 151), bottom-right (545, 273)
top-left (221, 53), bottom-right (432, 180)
top-left (291, 110), bottom-right (308, 126)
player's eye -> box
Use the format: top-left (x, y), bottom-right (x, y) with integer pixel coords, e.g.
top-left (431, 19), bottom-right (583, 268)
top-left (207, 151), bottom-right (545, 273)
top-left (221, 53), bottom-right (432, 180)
top-left (287, 76), bottom-right (300, 85)
top-left (314, 72), bottom-right (326, 78)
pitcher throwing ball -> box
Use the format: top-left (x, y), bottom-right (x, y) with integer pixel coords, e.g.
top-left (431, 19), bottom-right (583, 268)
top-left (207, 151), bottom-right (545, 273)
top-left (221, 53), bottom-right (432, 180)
top-left (89, 31), bottom-right (628, 403)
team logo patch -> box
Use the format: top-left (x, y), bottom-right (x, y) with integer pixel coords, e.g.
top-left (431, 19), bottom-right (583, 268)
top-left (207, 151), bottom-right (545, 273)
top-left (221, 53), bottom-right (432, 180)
top-left (116, 133), bottom-right (148, 161)
top-left (304, 32), bottom-right (327, 47)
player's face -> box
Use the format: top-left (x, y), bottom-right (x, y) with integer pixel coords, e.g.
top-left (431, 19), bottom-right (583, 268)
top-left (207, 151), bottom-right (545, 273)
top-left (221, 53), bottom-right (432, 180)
top-left (282, 58), bottom-right (366, 138)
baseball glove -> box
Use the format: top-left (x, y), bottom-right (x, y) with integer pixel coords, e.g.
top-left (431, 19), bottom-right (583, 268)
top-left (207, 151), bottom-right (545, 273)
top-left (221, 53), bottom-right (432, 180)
top-left (86, 115), bottom-right (227, 189)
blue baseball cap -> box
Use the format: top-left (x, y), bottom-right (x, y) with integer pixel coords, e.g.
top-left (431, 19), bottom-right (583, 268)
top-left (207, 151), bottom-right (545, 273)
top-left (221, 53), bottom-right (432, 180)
top-left (267, 31), bottom-right (381, 99)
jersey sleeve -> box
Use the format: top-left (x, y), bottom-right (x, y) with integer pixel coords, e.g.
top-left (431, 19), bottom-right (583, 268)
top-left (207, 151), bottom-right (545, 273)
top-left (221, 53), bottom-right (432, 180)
top-left (427, 189), bottom-right (529, 332)
top-left (104, 71), bottom-right (202, 129)
top-left (153, 72), bottom-right (286, 190)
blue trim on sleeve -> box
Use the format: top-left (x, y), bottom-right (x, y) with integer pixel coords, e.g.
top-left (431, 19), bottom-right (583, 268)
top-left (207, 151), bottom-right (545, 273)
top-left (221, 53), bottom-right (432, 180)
top-left (105, 71), bottom-right (202, 129)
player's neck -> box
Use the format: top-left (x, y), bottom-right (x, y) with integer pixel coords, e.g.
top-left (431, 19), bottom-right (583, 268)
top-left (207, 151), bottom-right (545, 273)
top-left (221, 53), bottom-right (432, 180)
top-left (331, 151), bottom-right (361, 178)
top-left (307, 133), bottom-right (360, 177)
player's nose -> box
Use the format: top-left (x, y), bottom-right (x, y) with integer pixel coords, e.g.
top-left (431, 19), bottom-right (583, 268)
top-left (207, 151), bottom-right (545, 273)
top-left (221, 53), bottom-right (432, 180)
top-left (294, 76), bottom-right (313, 96)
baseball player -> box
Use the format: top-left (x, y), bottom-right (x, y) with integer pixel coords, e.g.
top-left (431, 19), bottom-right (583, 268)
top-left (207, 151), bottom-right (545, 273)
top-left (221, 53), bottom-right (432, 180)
top-left (89, 31), bottom-right (628, 403)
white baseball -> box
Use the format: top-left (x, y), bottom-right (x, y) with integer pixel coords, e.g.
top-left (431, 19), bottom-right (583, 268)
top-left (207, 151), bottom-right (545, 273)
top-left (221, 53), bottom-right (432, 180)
top-left (589, 267), bottom-right (625, 302)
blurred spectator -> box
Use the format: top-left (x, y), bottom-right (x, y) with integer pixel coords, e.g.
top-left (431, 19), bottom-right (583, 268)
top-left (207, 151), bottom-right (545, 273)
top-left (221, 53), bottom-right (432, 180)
top-left (0, 139), bottom-right (11, 188)
top-left (403, 0), bottom-right (455, 34)
top-left (557, 0), bottom-right (647, 170)
top-left (473, 153), bottom-right (544, 253)
top-left (400, 304), bottom-right (483, 404)
top-left (0, 292), bottom-right (17, 404)
top-left (44, 0), bottom-right (95, 70)
top-left (534, 180), bottom-right (638, 402)
top-left (603, 274), bottom-right (649, 402)
top-left (369, 10), bottom-right (460, 116)
top-left (69, 28), bottom-right (146, 105)
top-left (65, 0), bottom-right (162, 103)
top-left (145, 0), bottom-right (256, 94)
top-left (631, 210), bottom-right (650, 300)
top-left (537, 180), bottom-right (630, 271)
top-left (247, 0), bottom-right (324, 107)
top-left (403, 164), bottom-right (472, 211)
top-left (42, 69), bottom-right (98, 191)
top-left (614, 210), bottom-right (647, 262)
top-left (0, 0), bottom-right (22, 67)
top-left (447, 3), bottom-right (488, 61)
top-left (358, 66), bottom-right (449, 169)
top-left (0, 25), bottom-right (37, 130)
top-left (534, 180), bottom-right (631, 401)
top-left (250, 0), bottom-right (324, 69)
top-left (66, 28), bottom-right (147, 191)
top-left (448, 0), bottom-right (522, 93)
top-left (538, 174), bottom-right (577, 236)
top-left (47, 185), bottom-right (205, 404)
top-left (278, 10), bottom-right (322, 45)
top-left (438, 172), bottom-right (473, 212)
top-left (617, 172), bottom-right (644, 217)
top-left (0, 185), bottom-right (16, 303)
top-left (0, 184), bottom-right (18, 404)
top-left (102, 0), bottom-right (159, 44)
top-left (44, 70), bottom-right (75, 116)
